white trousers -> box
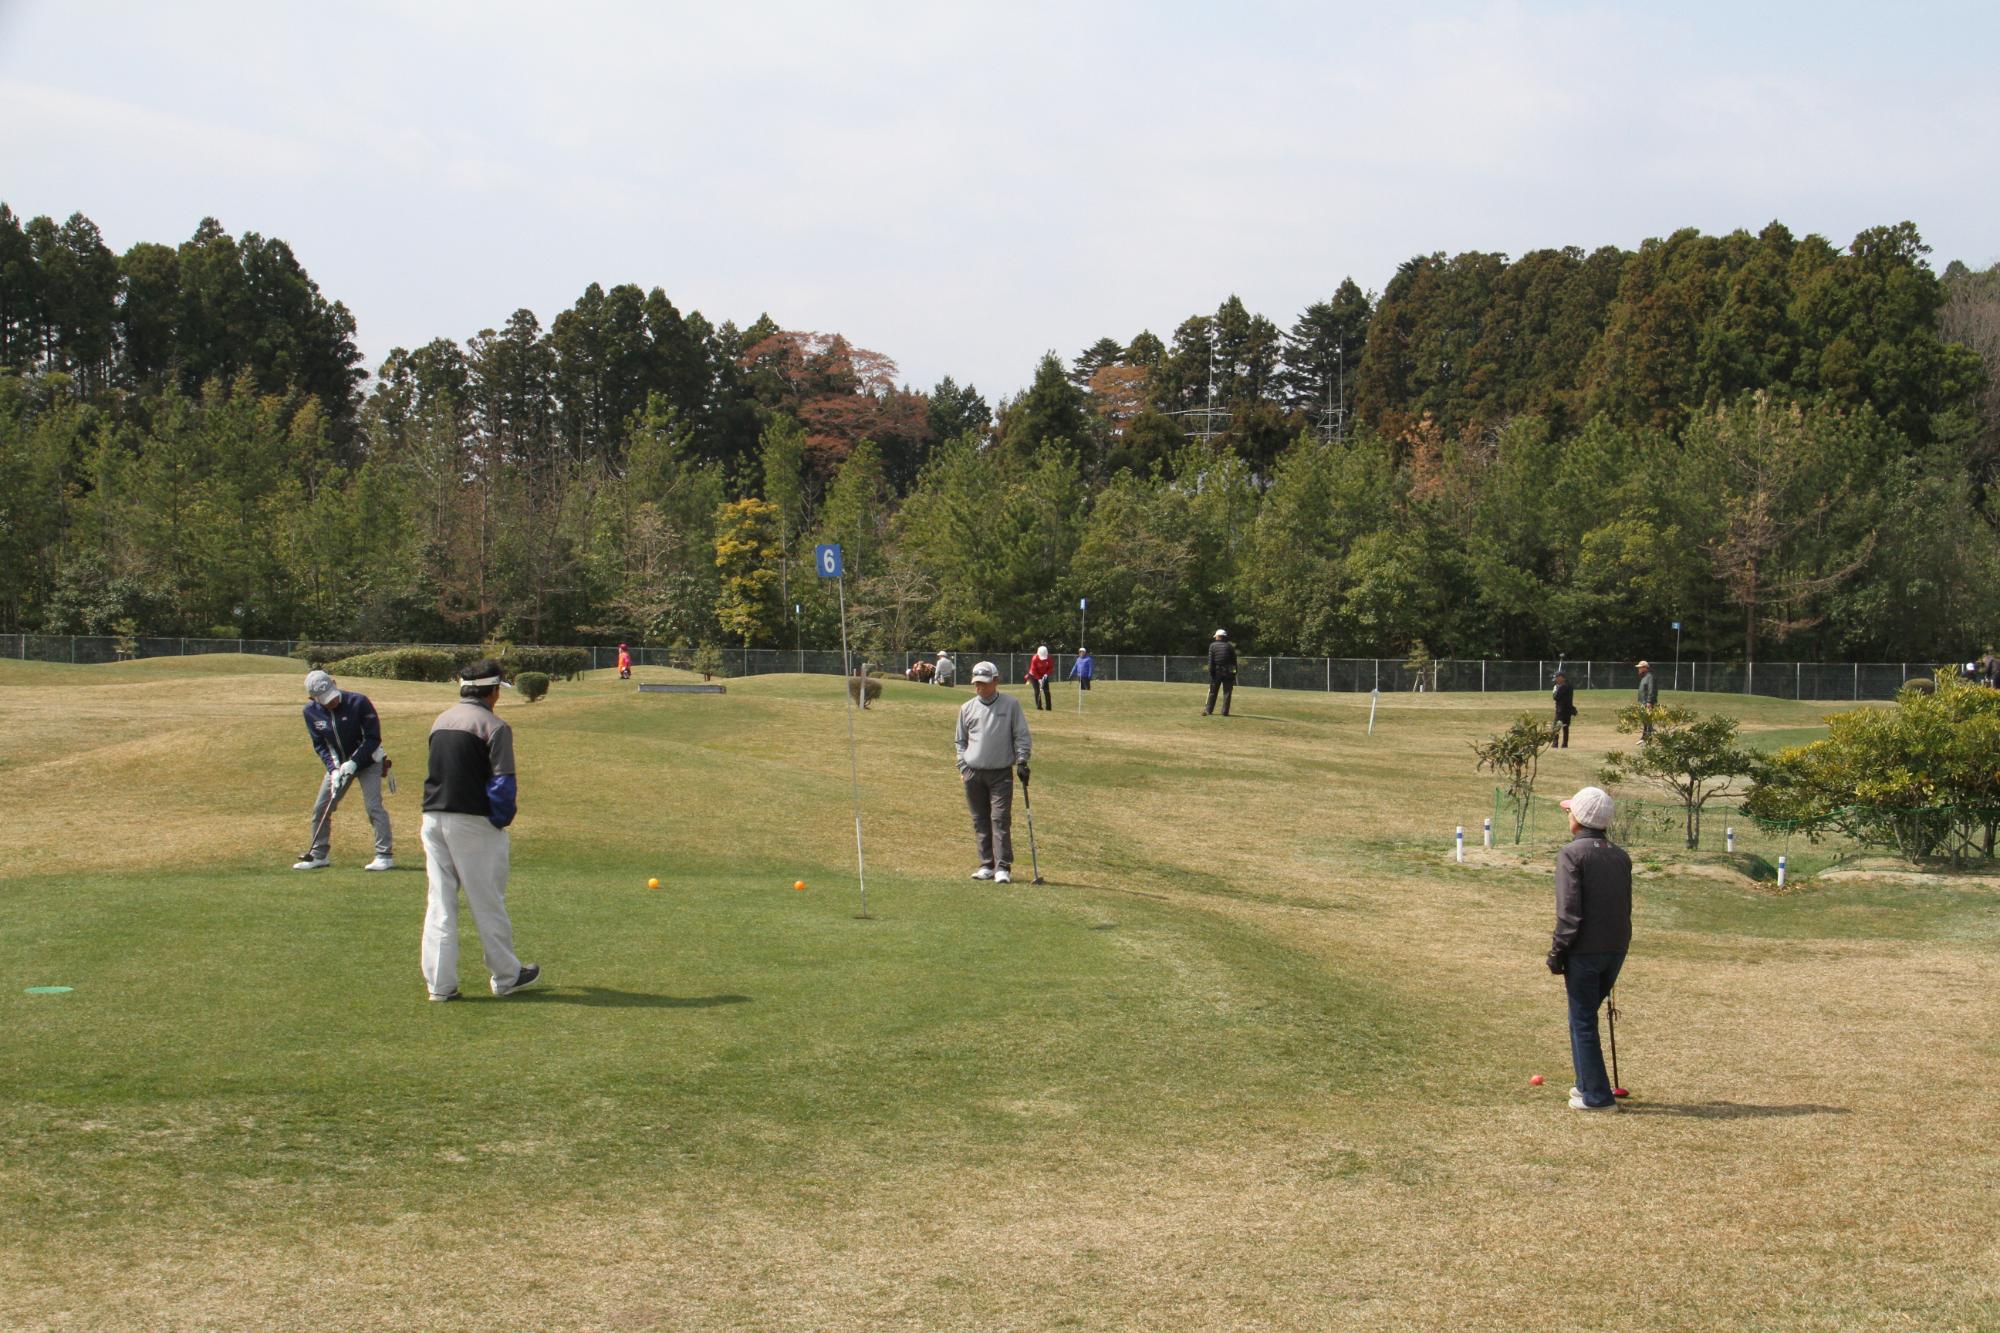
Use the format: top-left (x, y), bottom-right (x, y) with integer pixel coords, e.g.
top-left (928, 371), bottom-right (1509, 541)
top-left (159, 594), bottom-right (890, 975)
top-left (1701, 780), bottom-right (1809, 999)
top-left (419, 812), bottom-right (522, 997)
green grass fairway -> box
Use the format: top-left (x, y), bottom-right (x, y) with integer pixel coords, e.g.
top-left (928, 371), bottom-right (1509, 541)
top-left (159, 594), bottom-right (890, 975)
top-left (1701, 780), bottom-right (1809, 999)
top-left (2, 658), bottom-right (1995, 1327)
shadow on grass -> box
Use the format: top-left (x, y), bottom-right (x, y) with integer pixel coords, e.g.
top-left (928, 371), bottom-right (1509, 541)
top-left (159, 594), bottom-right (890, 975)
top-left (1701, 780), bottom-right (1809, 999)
top-left (509, 988), bottom-right (751, 1009)
top-left (1621, 1100), bottom-right (1849, 1119)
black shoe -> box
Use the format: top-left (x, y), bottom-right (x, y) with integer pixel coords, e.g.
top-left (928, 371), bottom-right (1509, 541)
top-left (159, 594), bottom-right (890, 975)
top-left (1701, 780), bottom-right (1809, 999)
top-left (494, 963), bottom-right (540, 997)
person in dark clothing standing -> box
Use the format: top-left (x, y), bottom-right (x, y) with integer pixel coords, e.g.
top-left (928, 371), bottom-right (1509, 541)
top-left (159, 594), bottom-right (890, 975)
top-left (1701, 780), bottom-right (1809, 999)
top-left (1635, 659), bottom-right (1658, 741)
top-left (1551, 670), bottom-right (1576, 749)
top-left (419, 658), bottom-right (540, 1002)
top-left (295, 669), bottom-right (394, 871)
top-left (1546, 785), bottom-right (1633, 1111)
top-left (1204, 629), bottom-right (1238, 717)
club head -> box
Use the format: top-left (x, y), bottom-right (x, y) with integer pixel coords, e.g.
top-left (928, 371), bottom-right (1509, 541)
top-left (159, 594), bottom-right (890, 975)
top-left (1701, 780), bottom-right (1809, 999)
top-left (1612, 1087), bottom-right (1630, 1098)
top-left (1032, 874), bottom-right (1047, 885)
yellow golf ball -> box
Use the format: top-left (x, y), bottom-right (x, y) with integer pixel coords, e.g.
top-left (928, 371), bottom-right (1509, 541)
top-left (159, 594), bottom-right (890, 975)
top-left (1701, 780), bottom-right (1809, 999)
top-left (647, 877), bottom-right (661, 890)
top-left (793, 879), bottom-right (807, 892)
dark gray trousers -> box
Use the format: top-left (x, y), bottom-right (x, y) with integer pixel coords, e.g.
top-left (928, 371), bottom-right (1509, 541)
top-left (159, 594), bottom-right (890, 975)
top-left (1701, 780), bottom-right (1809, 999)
top-left (962, 766), bottom-right (1015, 870)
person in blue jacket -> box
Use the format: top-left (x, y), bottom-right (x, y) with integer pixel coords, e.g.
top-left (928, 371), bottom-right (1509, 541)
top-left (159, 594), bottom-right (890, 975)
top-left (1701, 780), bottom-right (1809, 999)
top-left (1069, 647), bottom-right (1094, 692)
top-left (295, 670), bottom-right (394, 871)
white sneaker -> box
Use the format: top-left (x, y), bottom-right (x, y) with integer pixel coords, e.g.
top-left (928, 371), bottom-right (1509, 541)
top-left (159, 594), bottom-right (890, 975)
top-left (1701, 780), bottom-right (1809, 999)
top-left (363, 855), bottom-right (395, 871)
top-left (1569, 1091), bottom-right (1618, 1111)
top-left (292, 853), bottom-right (330, 870)
top-left (995, 869), bottom-right (1012, 884)
top-left (970, 867), bottom-right (995, 881)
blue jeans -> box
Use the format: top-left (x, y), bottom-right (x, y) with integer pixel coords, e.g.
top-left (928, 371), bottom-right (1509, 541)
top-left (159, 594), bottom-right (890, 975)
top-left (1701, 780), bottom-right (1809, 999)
top-left (1564, 950), bottom-right (1626, 1106)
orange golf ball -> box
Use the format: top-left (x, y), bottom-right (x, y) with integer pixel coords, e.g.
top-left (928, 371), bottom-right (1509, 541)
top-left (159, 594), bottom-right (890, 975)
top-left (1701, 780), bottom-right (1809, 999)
top-left (1530, 1074), bottom-right (1544, 1086)
top-left (647, 877), bottom-right (661, 890)
top-left (793, 879), bottom-right (807, 892)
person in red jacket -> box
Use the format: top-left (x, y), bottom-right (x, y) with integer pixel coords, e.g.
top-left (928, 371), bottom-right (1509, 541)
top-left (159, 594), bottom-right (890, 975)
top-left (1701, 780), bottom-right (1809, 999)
top-left (1025, 645), bottom-right (1054, 710)
top-left (616, 643), bottom-right (632, 680)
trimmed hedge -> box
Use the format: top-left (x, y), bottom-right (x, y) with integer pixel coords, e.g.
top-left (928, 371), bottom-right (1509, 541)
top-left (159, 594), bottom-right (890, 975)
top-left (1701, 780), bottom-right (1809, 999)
top-left (326, 648), bottom-right (461, 683)
top-left (498, 646), bottom-right (590, 681)
top-left (299, 643), bottom-right (591, 680)
top-left (292, 642), bottom-right (389, 668)
top-left (515, 671), bottom-right (550, 702)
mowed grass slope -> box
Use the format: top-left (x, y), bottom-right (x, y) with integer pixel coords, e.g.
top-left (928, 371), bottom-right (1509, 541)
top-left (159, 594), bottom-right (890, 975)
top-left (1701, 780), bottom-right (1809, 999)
top-left (0, 657), bottom-right (1994, 1329)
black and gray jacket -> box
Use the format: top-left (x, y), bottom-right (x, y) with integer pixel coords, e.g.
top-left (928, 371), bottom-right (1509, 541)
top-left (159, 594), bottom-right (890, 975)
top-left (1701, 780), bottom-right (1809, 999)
top-left (1551, 830), bottom-right (1633, 956)
top-left (1208, 639), bottom-right (1238, 680)
top-left (423, 699), bottom-right (518, 828)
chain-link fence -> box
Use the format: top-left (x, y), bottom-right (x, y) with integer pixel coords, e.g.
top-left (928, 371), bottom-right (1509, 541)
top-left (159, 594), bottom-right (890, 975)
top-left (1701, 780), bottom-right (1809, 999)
top-left (0, 634), bottom-right (1958, 703)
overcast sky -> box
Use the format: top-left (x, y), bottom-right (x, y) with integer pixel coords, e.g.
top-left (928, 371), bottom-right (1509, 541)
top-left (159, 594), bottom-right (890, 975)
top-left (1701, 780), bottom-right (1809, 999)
top-left (3, 0), bottom-right (1996, 399)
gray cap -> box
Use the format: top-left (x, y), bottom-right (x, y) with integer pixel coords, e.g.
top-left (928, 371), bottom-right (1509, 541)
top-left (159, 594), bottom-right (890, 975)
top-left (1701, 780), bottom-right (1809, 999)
top-left (304, 669), bottom-right (338, 703)
top-left (971, 660), bottom-right (999, 682)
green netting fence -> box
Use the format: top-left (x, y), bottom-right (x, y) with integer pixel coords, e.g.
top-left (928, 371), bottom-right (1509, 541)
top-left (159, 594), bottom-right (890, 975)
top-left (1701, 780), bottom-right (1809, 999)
top-left (1491, 789), bottom-right (2000, 874)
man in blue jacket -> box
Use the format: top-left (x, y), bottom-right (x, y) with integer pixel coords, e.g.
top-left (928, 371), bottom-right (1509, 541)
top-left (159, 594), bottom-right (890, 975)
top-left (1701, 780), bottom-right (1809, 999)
top-left (419, 658), bottom-right (540, 1001)
top-left (295, 670), bottom-right (394, 871)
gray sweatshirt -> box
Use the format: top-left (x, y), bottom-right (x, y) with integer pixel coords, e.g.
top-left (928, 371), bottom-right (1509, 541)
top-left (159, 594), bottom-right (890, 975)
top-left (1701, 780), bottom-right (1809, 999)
top-left (955, 691), bottom-right (1032, 772)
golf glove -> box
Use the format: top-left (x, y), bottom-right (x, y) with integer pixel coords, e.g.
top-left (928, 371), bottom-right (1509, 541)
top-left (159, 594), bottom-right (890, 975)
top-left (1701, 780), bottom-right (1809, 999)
top-left (338, 759), bottom-right (358, 779)
top-left (1015, 763), bottom-right (1030, 784)
top-left (1545, 949), bottom-right (1567, 975)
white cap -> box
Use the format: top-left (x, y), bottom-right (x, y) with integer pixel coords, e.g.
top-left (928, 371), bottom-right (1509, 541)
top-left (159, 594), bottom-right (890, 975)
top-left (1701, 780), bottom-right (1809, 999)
top-left (1214, 628), bottom-right (1228, 639)
top-left (304, 669), bottom-right (338, 703)
top-left (1561, 786), bottom-right (1615, 830)
top-left (1036, 645), bottom-right (1050, 658)
top-left (971, 660), bottom-right (999, 682)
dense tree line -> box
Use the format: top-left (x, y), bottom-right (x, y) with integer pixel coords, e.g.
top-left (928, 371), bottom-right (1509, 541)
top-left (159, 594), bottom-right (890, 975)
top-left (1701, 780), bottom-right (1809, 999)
top-left (2, 204), bottom-right (1996, 664)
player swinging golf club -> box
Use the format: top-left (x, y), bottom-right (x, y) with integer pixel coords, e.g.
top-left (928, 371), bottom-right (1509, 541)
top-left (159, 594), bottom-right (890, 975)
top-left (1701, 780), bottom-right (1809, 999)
top-left (1546, 785), bottom-right (1633, 1110)
top-left (954, 660), bottom-right (1032, 884)
top-left (419, 658), bottom-right (540, 1001)
top-left (294, 670), bottom-right (394, 871)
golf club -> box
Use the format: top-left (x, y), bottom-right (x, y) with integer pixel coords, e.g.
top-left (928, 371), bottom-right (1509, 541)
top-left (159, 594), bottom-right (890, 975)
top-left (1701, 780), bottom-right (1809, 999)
top-left (1608, 986), bottom-right (1628, 1097)
top-left (307, 767), bottom-right (348, 857)
top-left (1020, 771), bottom-right (1045, 885)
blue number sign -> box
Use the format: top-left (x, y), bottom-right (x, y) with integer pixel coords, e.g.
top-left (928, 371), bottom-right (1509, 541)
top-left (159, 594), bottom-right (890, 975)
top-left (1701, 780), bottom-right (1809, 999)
top-left (815, 544), bottom-right (843, 579)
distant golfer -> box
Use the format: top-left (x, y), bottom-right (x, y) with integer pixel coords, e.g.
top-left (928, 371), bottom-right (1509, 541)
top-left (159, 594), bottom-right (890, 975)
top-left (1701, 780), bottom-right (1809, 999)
top-left (1204, 629), bottom-right (1237, 716)
top-left (1636, 659), bottom-right (1658, 741)
top-left (294, 669), bottom-right (393, 872)
top-left (617, 643), bottom-right (632, 680)
top-left (1069, 647), bottom-right (1094, 692)
top-left (1551, 670), bottom-right (1576, 749)
top-left (1026, 645), bottom-right (1055, 710)
top-left (419, 658), bottom-right (540, 1002)
top-left (954, 660), bottom-right (1032, 884)
top-left (933, 651), bottom-right (956, 686)
top-left (1547, 785), bottom-right (1632, 1111)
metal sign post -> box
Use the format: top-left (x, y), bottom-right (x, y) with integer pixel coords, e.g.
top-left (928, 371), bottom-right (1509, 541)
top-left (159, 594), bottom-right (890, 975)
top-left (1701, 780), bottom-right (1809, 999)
top-left (1077, 596), bottom-right (1086, 714)
top-left (1672, 620), bottom-right (1682, 691)
top-left (817, 544), bottom-right (868, 919)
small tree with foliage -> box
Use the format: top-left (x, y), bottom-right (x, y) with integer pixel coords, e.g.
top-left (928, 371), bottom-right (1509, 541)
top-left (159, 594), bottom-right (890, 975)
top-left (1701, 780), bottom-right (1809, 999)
top-left (1475, 712), bottom-right (1557, 843)
top-left (1744, 670), bottom-right (2000, 862)
top-left (1601, 705), bottom-right (1755, 849)
top-left (514, 671), bottom-right (549, 702)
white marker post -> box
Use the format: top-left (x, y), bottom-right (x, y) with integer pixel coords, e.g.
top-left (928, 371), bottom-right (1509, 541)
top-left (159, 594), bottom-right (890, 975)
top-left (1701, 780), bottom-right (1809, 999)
top-left (1777, 854), bottom-right (1787, 888)
top-left (817, 544), bottom-right (869, 919)
top-left (1367, 687), bottom-right (1380, 735)
top-left (1483, 817), bottom-right (1492, 849)
top-left (1726, 827), bottom-right (1735, 854)
top-left (1455, 825), bottom-right (1465, 863)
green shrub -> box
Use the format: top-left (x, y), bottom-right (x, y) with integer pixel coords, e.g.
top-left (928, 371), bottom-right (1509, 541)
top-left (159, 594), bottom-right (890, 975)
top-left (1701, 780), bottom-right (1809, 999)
top-left (499, 646), bottom-right (590, 680)
top-left (690, 644), bottom-right (725, 680)
top-left (291, 642), bottom-right (386, 668)
top-left (515, 671), bottom-right (550, 702)
top-left (327, 648), bottom-right (460, 683)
